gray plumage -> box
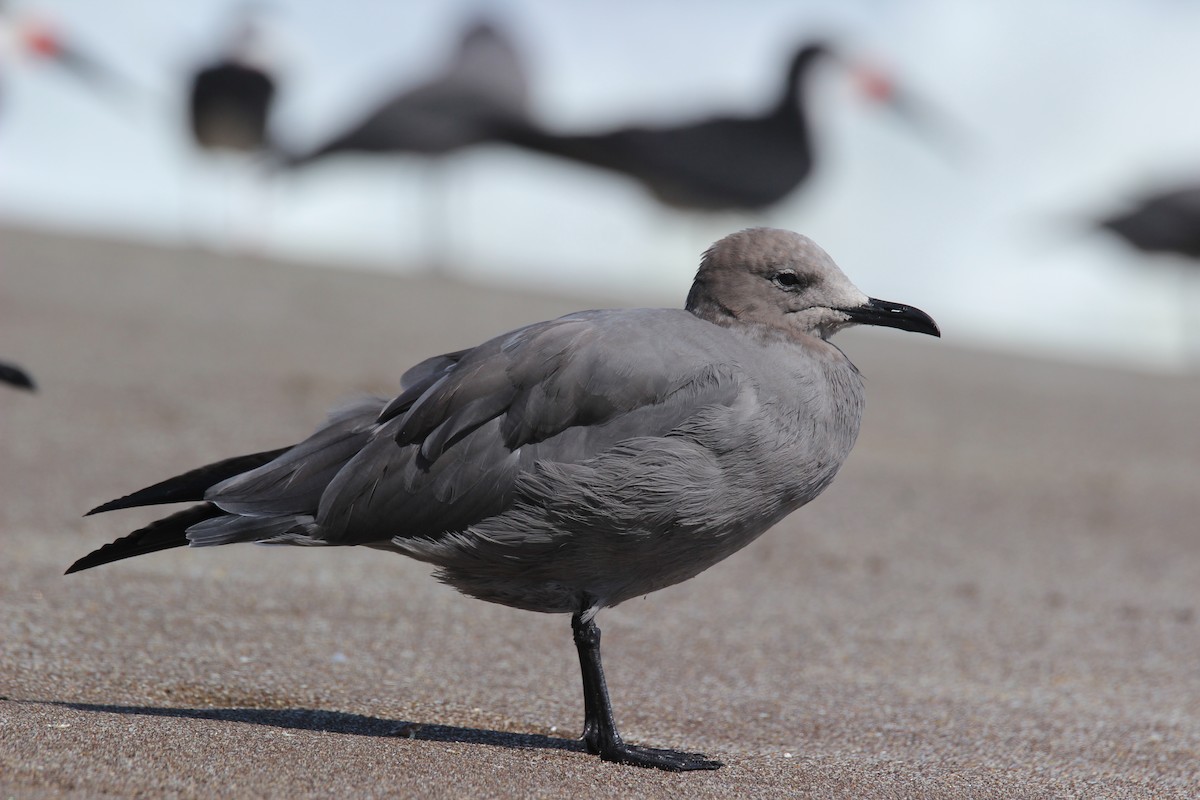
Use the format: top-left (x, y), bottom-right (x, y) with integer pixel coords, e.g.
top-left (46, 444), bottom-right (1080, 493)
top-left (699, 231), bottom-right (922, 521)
top-left (286, 20), bottom-right (527, 164)
top-left (72, 227), bottom-right (939, 770)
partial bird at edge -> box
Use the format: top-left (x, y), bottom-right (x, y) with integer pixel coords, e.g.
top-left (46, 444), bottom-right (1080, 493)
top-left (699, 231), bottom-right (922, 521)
top-left (0, 360), bottom-right (35, 390)
top-left (1095, 184), bottom-right (1200, 261)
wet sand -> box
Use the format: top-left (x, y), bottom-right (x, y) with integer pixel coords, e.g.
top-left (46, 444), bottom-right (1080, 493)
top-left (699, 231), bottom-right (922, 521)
top-left (2, 225), bottom-right (1198, 798)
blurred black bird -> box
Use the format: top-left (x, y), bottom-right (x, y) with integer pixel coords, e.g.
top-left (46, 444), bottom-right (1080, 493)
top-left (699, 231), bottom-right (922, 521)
top-left (493, 42), bottom-right (934, 212)
top-left (189, 15), bottom-right (276, 154)
top-left (1097, 185), bottom-right (1200, 259)
top-left (0, 360), bottom-right (35, 391)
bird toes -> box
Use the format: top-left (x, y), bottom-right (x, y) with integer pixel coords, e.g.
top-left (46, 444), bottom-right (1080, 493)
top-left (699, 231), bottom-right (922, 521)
top-left (598, 742), bottom-right (722, 771)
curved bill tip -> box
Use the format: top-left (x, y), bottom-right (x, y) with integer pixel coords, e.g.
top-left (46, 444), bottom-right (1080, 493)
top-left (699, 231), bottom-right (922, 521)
top-left (844, 298), bottom-right (941, 337)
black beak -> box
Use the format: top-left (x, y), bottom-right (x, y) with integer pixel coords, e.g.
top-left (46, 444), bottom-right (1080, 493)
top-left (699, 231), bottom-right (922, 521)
top-left (843, 298), bottom-right (941, 337)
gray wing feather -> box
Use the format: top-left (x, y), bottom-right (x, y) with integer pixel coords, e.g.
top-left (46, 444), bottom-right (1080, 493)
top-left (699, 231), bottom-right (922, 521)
top-left (315, 352), bottom-right (743, 544)
top-left (388, 314), bottom-right (701, 458)
top-left (187, 513), bottom-right (313, 547)
top-left (207, 396), bottom-right (385, 515)
top-left (418, 392), bottom-right (513, 464)
top-left (378, 349), bottom-right (470, 424)
top-left (197, 310), bottom-right (747, 549)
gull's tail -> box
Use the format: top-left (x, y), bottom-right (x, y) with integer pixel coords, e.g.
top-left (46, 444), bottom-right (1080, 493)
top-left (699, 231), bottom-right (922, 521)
top-left (71, 397), bottom-right (388, 574)
top-left (66, 504), bottom-right (222, 574)
top-left (85, 449), bottom-right (289, 516)
top-left (69, 448), bottom-right (289, 574)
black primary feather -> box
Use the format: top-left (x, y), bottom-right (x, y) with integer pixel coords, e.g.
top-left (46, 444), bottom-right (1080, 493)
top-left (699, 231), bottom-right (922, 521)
top-left (86, 448), bottom-right (290, 515)
top-left (66, 504), bottom-right (223, 574)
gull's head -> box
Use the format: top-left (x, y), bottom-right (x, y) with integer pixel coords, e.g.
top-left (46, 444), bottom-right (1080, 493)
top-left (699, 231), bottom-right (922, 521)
top-left (686, 227), bottom-right (940, 341)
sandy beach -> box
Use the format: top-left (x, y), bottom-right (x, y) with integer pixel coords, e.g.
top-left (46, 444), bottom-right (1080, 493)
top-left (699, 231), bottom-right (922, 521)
top-left (2, 225), bottom-right (1198, 798)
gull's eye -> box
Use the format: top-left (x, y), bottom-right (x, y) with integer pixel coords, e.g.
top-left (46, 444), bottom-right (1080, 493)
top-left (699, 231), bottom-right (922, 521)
top-left (772, 270), bottom-right (805, 290)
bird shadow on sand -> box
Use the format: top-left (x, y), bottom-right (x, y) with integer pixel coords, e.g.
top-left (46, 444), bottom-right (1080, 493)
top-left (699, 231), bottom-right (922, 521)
top-left (49, 700), bottom-right (586, 754)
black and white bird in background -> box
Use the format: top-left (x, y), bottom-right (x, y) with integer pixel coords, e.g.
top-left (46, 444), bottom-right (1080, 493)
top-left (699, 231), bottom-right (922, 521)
top-left (493, 41), bottom-right (959, 213)
top-left (188, 13), bottom-right (277, 155)
top-left (182, 5), bottom-right (283, 250)
top-left (285, 18), bottom-right (527, 165)
top-left (282, 17), bottom-right (529, 271)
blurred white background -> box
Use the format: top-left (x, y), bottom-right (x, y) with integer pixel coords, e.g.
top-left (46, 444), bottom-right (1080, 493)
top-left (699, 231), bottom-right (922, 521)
top-left (4, 0), bottom-right (1200, 370)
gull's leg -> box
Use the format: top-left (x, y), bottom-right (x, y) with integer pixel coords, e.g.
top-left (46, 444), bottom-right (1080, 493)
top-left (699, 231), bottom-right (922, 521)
top-left (571, 610), bottom-right (721, 771)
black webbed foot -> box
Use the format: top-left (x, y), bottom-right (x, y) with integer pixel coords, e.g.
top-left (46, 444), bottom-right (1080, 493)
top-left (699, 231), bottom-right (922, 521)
top-left (594, 740), bottom-right (722, 771)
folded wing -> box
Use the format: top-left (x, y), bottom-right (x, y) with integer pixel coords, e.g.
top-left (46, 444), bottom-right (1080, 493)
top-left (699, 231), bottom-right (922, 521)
top-left (77, 309), bottom-right (744, 567)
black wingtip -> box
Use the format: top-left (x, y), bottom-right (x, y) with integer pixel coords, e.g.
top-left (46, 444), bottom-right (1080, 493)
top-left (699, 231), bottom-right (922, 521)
top-left (65, 544), bottom-right (132, 574)
top-left (85, 496), bottom-right (139, 516)
top-left (67, 503), bottom-right (222, 574)
top-left (82, 447), bottom-right (291, 518)
top-left (66, 540), bottom-right (125, 574)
